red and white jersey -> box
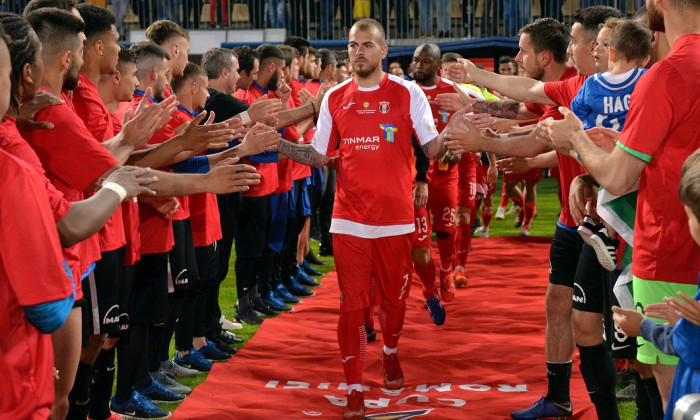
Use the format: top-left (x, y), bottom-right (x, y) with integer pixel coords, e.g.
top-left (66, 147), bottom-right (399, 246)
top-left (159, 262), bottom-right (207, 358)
top-left (420, 77), bottom-right (460, 179)
top-left (312, 73), bottom-right (438, 238)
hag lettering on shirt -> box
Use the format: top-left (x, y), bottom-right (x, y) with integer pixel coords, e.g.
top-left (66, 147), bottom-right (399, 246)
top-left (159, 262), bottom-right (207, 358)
top-left (571, 68), bottom-right (646, 131)
top-left (312, 73), bottom-right (438, 239)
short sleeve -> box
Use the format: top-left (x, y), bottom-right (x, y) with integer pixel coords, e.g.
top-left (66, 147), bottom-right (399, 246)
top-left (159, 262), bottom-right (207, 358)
top-left (0, 152), bottom-right (72, 306)
top-left (408, 83), bottom-right (438, 145)
top-left (524, 101), bottom-right (545, 117)
top-left (570, 80), bottom-right (591, 123)
top-left (617, 63), bottom-right (680, 163)
top-left (544, 77), bottom-right (581, 108)
top-left (311, 91), bottom-right (340, 156)
top-left (22, 105), bottom-right (119, 192)
top-left (73, 89), bottom-right (113, 142)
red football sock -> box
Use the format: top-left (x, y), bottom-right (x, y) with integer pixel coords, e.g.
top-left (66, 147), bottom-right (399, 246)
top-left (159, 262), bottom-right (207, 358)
top-left (482, 206), bottom-right (493, 228)
top-left (337, 309), bottom-right (367, 385)
top-left (436, 235), bottom-right (455, 275)
top-left (377, 301), bottom-right (406, 349)
top-left (523, 201), bottom-right (537, 226)
top-left (455, 223), bottom-right (473, 267)
top-left (414, 259), bottom-right (437, 299)
top-left (511, 194), bottom-right (524, 208)
top-left (499, 184), bottom-right (509, 209)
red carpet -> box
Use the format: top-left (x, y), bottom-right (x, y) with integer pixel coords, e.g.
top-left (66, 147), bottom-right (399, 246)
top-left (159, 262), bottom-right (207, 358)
top-left (173, 236), bottom-right (596, 419)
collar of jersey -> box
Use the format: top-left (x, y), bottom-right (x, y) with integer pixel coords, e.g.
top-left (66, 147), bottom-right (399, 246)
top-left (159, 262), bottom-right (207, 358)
top-left (252, 81), bottom-right (269, 94)
top-left (177, 104), bottom-right (196, 117)
top-left (133, 89), bottom-right (159, 104)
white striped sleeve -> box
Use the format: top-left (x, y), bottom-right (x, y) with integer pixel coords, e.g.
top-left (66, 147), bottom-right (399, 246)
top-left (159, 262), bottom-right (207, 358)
top-left (311, 91), bottom-right (335, 155)
top-left (407, 82), bottom-right (438, 146)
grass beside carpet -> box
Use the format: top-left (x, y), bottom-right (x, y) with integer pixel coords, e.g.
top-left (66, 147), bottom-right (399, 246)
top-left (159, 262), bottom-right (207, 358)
top-left (161, 176), bottom-right (637, 419)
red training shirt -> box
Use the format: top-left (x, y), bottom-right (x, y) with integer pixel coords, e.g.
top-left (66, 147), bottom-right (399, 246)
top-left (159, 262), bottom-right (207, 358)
top-left (312, 73), bottom-right (438, 238)
top-left (616, 34), bottom-right (700, 284)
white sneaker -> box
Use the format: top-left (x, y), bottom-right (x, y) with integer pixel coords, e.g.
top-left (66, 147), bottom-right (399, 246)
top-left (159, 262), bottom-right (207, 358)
top-left (506, 205), bottom-right (520, 215)
top-left (220, 315), bottom-right (242, 331)
top-left (481, 226), bottom-right (490, 238)
top-left (474, 226), bottom-right (484, 237)
top-left (495, 207), bottom-right (506, 220)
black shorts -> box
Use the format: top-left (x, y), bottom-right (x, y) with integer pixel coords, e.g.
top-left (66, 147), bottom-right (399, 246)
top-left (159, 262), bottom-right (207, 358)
top-left (83, 247), bottom-right (126, 335)
top-left (549, 224), bottom-right (584, 287)
top-left (572, 243), bottom-right (605, 313)
top-left (169, 219), bottom-right (198, 294)
top-left (132, 252), bottom-right (169, 325)
top-left (74, 297), bottom-right (89, 348)
top-left (604, 269), bottom-right (638, 359)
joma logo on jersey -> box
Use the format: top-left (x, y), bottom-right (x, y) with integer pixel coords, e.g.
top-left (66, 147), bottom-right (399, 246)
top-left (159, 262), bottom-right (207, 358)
top-left (379, 124), bottom-right (397, 143)
top-left (438, 110), bottom-right (451, 123)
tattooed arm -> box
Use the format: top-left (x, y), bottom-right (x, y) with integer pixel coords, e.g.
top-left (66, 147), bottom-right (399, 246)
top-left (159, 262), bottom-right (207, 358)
top-left (472, 99), bottom-right (541, 120)
top-left (277, 140), bottom-right (330, 168)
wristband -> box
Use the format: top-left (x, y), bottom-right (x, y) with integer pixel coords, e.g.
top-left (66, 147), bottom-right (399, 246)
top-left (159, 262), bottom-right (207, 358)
top-left (310, 101), bottom-right (317, 115)
top-left (102, 182), bottom-right (127, 202)
top-left (239, 110), bottom-right (251, 125)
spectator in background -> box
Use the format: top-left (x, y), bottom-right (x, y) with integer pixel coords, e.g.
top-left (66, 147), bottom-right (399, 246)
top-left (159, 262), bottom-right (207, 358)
top-left (504, 0), bottom-right (531, 37)
top-left (436, 0), bottom-right (451, 37)
top-left (377, 0), bottom-right (411, 38)
top-left (112, 0), bottom-right (129, 38)
top-left (267, 0), bottom-right (287, 29)
top-left (131, 0), bottom-right (157, 28)
top-left (158, 0), bottom-right (178, 23)
top-left (417, 0), bottom-right (434, 37)
top-left (497, 55), bottom-right (518, 75)
top-left (210, 0), bottom-right (229, 28)
top-left (354, 0), bottom-right (372, 19)
top-left (481, 0), bottom-right (501, 36)
top-left (317, 0), bottom-right (333, 38)
top-left (335, 60), bottom-right (349, 83)
top-left (336, 0), bottom-right (353, 38)
top-left (389, 60), bottom-right (410, 80)
top-left (540, 0), bottom-right (564, 21)
top-left (290, 0), bottom-right (310, 37)
top-left (182, 0), bottom-right (202, 29)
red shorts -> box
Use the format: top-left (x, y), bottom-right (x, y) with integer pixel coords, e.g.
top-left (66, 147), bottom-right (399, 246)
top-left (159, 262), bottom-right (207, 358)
top-left (476, 164), bottom-right (496, 196)
top-left (332, 233), bottom-right (413, 312)
top-left (503, 167), bottom-right (543, 182)
top-left (412, 206), bottom-right (432, 248)
top-left (457, 153), bottom-right (477, 209)
top-left (427, 174), bottom-right (457, 233)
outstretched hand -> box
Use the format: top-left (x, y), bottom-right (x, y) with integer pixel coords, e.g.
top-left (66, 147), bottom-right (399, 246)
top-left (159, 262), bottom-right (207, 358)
top-left (248, 95), bottom-right (282, 127)
top-left (535, 107), bottom-right (585, 155)
top-left (103, 165), bottom-right (159, 200)
top-left (443, 108), bottom-right (482, 154)
top-left (612, 306), bottom-right (645, 337)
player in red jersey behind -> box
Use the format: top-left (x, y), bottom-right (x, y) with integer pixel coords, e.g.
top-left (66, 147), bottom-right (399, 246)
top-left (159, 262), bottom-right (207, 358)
top-left (278, 19), bottom-right (470, 419)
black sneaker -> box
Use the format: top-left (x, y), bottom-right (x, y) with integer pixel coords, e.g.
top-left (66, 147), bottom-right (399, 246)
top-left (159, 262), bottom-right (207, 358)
top-left (589, 227), bottom-right (619, 271)
top-left (206, 335), bottom-right (238, 356)
top-left (213, 329), bottom-right (244, 345)
top-left (250, 296), bottom-right (276, 316)
top-left (235, 306), bottom-right (263, 325)
top-left (305, 251), bottom-right (327, 266)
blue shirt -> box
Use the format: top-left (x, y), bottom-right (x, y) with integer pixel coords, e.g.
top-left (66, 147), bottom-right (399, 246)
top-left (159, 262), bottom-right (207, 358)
top-left (570, 68), bottom-right (647, 131)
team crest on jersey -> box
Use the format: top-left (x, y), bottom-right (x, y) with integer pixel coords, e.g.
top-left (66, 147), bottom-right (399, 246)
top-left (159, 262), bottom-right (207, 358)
top-left (379, 124), bottom-right (397, 143)
top-left (438, 110), bottom-right (451, 123)
top-left (379, 101), bottom-right (390, 114)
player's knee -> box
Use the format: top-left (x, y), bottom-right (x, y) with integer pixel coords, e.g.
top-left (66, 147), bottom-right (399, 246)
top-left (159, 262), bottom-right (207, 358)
top-left (435, 231), bottom-right (451, 240)
top-left (545, 285), bottom-right (573, 317)
top-left (411, 248), bottom-right (431, 266)
top-left (573, 311), bottom-right (603, 346)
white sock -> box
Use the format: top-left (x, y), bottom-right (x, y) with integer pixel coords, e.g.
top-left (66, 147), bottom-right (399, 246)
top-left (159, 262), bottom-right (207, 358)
top-left (383, 345), bottom-right (397, 355)
top-left (347, 384), bottom-right (363, 394)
